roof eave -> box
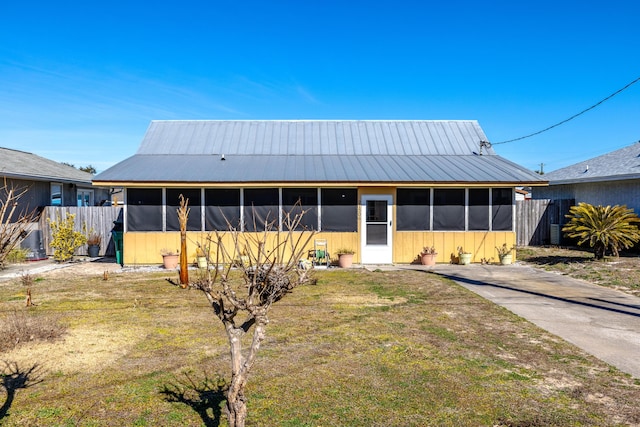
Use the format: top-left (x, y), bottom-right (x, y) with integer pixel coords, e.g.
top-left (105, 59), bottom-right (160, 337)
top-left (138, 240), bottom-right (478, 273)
top-left (93, 180), bottom-right (548, 187)
top-left (2, 172), bottom-right (92, 186)
top-left (549, 173), bottom-right (640, 185)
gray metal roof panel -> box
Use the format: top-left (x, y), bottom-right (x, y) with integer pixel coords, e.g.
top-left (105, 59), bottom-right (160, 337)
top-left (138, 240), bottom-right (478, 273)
top-left (0, 147), bottom-right (93, 184)
top-left (94, 120), bottom-right (546, 185)
top-left (134, 120), bottom-right (493, 157)
top-left (545, 142), bottom-right (640, 184)
top-left (94, 154), bottom-right (545, 184)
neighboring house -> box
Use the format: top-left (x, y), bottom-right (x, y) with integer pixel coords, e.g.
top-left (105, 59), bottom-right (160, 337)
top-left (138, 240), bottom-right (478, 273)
top-left (533, 142), bottom-right (640, 214)
top-left (0, 147), bottom-right (110, 216)
top-left (93, 120), bottom-right (547, 265)
top-left (515, 187), bottom-right (531, 201)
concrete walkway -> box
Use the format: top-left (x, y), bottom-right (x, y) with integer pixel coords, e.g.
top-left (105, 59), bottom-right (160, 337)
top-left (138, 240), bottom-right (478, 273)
top-left (0, 258), bottom-right (76, 282)
top-left (416, 263), bottom-right (640, 379)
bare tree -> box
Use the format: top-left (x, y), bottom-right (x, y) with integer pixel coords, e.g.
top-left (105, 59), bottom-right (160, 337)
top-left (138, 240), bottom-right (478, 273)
top-left (190, 208), bottom-right (315, 427)
top-left (0, 180), bottom-right (39, 269)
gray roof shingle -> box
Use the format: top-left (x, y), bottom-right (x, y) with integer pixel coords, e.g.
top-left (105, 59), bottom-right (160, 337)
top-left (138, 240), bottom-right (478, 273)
top-left (0, 147), bottom-right (93, 184)
top-left (544, 142), bottom-right (640, 184)
top-left (94, 120), bottom-right (546, 185)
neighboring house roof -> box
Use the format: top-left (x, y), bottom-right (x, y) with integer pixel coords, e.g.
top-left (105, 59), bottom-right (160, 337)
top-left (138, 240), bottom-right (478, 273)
top-left (0, 147), bottom-right (93, 185)
top-left (94, 120), bottom-right (547, 185)
top-left (544, 142), bottom-right (640, 185)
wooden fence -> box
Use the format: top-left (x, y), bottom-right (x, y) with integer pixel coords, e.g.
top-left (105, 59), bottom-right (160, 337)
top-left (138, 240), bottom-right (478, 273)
top-left (515, 199), bottom-right (574, 246)
top-left (39, 206), bottom-right (123, 256)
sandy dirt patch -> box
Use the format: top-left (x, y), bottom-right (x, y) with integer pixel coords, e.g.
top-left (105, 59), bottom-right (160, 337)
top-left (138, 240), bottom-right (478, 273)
top-left (2, 325), bottom-right (143, 375)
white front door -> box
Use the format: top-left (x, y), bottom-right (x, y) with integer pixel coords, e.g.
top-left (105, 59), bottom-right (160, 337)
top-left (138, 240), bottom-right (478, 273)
top-left (360, 195), bottom-right (393, 264)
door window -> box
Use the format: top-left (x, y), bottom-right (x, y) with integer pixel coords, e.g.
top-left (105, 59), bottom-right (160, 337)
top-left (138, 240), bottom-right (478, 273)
top-left (365, 200), bottom-right (388, 245)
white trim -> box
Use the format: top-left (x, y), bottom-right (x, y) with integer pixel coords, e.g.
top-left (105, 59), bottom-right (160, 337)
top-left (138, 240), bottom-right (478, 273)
top-left (278, 188), bottom-right (283, 231)
top-left (201, 188), bottom-right (206, 232)
top-left (123, 188), bottom-right (128, 232)
top-left (317, 188), bottom-right (322, 231)
top-left (162, 188), bottom-right (167, 232)
top-left (239, 189), bottom-right (245, 232)
top-left (464, 188), bottom-right (469, 231)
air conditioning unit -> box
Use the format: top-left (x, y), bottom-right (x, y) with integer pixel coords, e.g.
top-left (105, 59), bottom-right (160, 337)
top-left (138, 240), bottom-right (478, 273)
top-left (550, 224), bottom-right (560, 245)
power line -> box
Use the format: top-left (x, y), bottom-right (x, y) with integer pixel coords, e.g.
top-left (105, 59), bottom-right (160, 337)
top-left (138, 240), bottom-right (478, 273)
top-left (492, 76), bottom-right (640, 145)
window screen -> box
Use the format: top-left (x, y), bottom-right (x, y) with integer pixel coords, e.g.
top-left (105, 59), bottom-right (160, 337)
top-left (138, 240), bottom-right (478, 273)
top-left (492, 188), bottom-right (513, 231)
top-left (205, 189), bottom-right (241, 231)
top-left (320, 189), bottom-right (357, 232)
top-left (433, 189), bottom-right (464, 231)
top-left (282, 188), bottom-right (318, 231)
top-left (166, 188), bottom-right (202, 231)
top-left (396, 188), bottom-right (430, 231)
top-left (468, 189), bottom-right (490, 230)
top-left (127, 188), bottom-right (163, 231)
top-left (244, 188), bottom-right (279, 231)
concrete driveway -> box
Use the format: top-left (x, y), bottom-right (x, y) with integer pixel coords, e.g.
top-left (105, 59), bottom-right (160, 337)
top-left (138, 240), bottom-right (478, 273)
top-left (423, 263), bottom-right (640, 379)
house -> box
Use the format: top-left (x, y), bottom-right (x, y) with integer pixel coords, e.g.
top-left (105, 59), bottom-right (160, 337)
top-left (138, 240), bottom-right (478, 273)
top-left (533, 141), bottom-right (640, 214)
top-left (0, 147), bottom-right (110, 214)
top-left (93, 120), bottom-right (547, 265)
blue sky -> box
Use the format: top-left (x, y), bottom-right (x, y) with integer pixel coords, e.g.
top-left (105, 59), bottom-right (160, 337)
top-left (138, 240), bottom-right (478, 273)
top-left (1, 0), bottom-right (638, 174)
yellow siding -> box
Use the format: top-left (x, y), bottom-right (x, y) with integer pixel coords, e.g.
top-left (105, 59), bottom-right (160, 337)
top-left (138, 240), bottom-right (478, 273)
top-left (124, 230), bottom-right (514, 265)
top-left (393, 231), bottom-right (516, 264)
top-left (123, 231), bottom-right (360, 265)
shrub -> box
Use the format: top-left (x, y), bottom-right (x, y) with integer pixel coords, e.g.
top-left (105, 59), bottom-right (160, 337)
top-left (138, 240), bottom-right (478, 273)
top-left (563, 203), bottom-right (640, 259)
top-left (6, 247), bottom-right (29, 264)
top-left (48, 213), bottom-right (87, 262)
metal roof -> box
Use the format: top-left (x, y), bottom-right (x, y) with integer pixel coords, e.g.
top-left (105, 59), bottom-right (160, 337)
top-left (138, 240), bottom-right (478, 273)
top-left (0, 147), bottom-right (94, 185)
top-left (544, 142), bottom-right (640, 185)
top-left (94, 120), bottom-right (546, 185)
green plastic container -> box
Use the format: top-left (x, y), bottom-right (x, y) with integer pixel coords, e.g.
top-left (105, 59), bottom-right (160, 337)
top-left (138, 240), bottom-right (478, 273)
top-left (112, 231), bottom-right (123, 266)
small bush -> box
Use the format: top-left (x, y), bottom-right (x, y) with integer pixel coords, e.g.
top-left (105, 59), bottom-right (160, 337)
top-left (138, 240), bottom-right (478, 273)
top-left (48, 213), bottom-right (87, 262)
top-left (6, 247), bottom-right (30, 264)
top-left (0, 310), bottom-right (66, 352)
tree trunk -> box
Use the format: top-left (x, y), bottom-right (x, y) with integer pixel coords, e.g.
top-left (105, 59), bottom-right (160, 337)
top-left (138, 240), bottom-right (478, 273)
top-left (594, 242), bottom-right (605, 260)
top-left (179, 230), bottom-right (188, 286)
top-left (224, 315), bottom-right (268, 427)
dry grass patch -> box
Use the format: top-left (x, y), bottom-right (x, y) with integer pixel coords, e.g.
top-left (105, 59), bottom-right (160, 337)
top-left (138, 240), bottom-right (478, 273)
top-left (517, 246), bottom-right (640, 296)
top-left (0, 310), bottom-right (66, 352)
top-left (0, 266), bottom-right (638, 426)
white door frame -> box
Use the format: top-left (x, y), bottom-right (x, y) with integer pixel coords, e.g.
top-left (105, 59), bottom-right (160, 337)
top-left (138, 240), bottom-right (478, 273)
top-left (360, 195), bottom-right (393, 264)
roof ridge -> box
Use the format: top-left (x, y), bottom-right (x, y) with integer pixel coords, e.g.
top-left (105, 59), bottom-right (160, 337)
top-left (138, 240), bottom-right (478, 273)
top-left (0, 146), bottom-right (34, 155)
top-left (150, 119), bottom-right (479, 123)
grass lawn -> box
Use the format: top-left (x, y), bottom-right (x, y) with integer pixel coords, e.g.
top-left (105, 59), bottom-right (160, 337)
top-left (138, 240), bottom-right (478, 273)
top-left (1, 266), bottom-right (639, 426)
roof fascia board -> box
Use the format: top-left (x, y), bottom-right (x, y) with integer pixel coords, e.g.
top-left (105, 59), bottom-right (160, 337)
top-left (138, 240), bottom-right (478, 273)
top-left (93, 181), bottom-right (547, 188)
top-left (2, 172), bottom-right (91, 186)
top-left (549, 174), bottom-right (640, 185)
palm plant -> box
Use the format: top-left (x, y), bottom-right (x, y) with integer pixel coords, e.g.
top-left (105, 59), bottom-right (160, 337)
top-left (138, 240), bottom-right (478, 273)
top-left (562, 202), bottom-right (640, 259)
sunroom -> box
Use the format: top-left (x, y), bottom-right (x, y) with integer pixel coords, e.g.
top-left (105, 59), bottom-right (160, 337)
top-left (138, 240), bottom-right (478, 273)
top-left (93, 120), bottom-right (546, 265)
